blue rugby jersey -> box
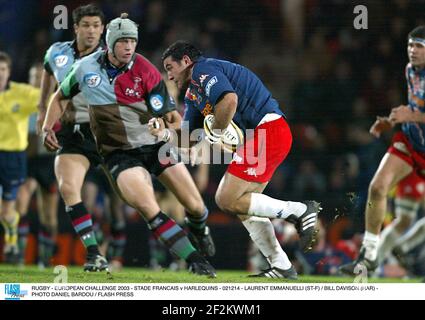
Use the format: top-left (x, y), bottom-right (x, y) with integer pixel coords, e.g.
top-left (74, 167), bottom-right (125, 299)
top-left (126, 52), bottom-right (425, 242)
top-left (404, 63), bottom-right (425, 152)
top-left (182, 57), bottom-right (284, 133)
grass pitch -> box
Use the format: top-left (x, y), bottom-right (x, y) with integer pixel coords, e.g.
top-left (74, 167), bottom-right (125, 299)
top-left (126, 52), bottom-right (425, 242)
top-left (0, 264), bottom-right (421, 283)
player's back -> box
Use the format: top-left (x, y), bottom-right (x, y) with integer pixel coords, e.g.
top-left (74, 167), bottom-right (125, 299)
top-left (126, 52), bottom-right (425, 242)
top-left (194, 57), bottom-right (284, 129)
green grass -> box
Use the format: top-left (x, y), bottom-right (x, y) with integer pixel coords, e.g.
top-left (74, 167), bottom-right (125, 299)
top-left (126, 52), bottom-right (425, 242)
top-left (0, 264), bottom-right (421, 283)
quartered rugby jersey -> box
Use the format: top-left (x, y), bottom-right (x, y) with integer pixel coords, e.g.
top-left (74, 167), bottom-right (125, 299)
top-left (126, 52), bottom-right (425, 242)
top-left (60, 50), bottom-right (176, 155)
top-left (44, 40), bottom-right (103, 124)
top-left (182, 56), bottom-right (285, 133)
top-left (404, 63), bottom-right (425, 153)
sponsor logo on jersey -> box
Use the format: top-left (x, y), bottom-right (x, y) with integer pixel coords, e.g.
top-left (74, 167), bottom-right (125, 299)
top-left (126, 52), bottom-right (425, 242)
top-left (84, 73), bottom-right (102, 88)
top-left (133, 77), bottom-right (142, 90)
top-left (205, 76), bottom-right (218, 97)
top-left (11, 104), bottom-right (20, 113)
top-left (199, 74), bottom-right (209, 85)
top-left (150, 94), bottom-right (164, 111)
top-left (54, 54), bottom-right (69, 67)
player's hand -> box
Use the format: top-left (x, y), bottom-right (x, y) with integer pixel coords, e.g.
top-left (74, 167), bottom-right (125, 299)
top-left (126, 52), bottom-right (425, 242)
top-left (36, 110), bottom-right (46, 135)
top-left (42, 126), bottom-right (61, 151)
top-left (189, 139), bottom-right (210, 166)
top-left (148, 117), bottom-right (165, 138)
top-left (369, 116), bottom-right (393, 138)
top-left (389, 105), bottom-right (413, 124)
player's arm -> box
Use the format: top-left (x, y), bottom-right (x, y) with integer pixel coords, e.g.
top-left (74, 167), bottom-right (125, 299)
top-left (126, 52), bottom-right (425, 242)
top-left (42, 66), bottom-right (80, 151)
top-left (389, 105), bottom-right (425, 124)
top-left (36, 70), bottom-right (57, 133)
top-left (370, 116), bottom-right (395, 138)
top-left (211, 92), bottom-right (238, 131)
top-left (197, 70), bottom-right (236, 143)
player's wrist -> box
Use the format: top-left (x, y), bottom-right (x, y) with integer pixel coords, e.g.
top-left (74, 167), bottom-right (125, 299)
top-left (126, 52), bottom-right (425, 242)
top-left (160, 128), bottom-right (172, 143)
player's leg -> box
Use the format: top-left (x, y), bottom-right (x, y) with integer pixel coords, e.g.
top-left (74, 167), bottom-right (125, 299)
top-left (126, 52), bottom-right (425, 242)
top-left (15, 178), bottom-right (37, 264)
top-left (55, 154), bottom-right (107, 271)
top-left (215, 117), bottom-right (321, 252)
top-left (114, 165), bottom-right (215, 277)
top-left (377, 172), bottom-right (423, 265)
top-left (158, 163), bottom-right (215, 257)
top-left (0, 200), bottom-right (20, 262)
top-left (0, 151), bottom-right (27, 263)
top-left (237, 182), bottom-right (297, 279)
top-left (393, 216), bottom-right (425, 265)
top-left (107, 189), bottom-right (126, 270)
top-left (37, 185), bottom-right (59, 267)
top-left (339, 152), bottom-right (412, 275)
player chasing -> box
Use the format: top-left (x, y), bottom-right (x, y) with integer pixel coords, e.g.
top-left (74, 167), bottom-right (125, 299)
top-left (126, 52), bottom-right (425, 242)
top-left (42, 14), bottom-right (216, 278)
top-left (37, 4), bottom-right (109, 272)
top-left (149, 41), bottom-right (321, 279)
top-left (340, 26), bottom-right (425, 276)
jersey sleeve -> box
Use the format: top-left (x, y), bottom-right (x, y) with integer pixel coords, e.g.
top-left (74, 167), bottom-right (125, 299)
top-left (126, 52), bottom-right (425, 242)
top-left (59, 65), bottom-right (81, 99)
top-left (193, 64), bottom-right (235, 106)
top-left (147, 80), bottom-right (177, 116)
top-left (139, 56), bottom-right (176, 116)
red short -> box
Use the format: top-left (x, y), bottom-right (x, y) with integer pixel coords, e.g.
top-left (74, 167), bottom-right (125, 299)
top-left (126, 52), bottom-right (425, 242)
top-left (396, 171), bottom-right (425, 200)
top-left (388, 131), bottom-right (425, 179)
top-left (227, 117), bottom-right (292, 183)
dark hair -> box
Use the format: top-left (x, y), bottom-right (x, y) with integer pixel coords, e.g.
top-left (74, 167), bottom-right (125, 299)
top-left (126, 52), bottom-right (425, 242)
top-left (72, 4), bottom-right (105, 25)
top-left (408, 26), bottom-right (425, 40)
top-left (162, 40), bottom-right (202, 62)
top-left (0, 51), bottom-right (12, 69)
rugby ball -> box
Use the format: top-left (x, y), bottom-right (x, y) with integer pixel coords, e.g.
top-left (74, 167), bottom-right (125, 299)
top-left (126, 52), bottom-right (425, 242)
top-left (203, 114), bottom-right (244, 152)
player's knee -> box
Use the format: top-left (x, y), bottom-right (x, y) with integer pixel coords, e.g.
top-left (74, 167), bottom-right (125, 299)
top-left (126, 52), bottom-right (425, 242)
top-left (58, 180), bottom-right (78, 202)
top-left (183, 196), bottom-right (205, 216)
top-left (215, 192), bottom-right (234, 213)
top-left (369, 180), bottom-right (388, 199)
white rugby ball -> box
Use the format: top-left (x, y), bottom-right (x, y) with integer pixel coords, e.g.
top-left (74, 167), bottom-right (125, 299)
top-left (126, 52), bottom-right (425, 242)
top-left (203, 114), bottom-right (244, 152)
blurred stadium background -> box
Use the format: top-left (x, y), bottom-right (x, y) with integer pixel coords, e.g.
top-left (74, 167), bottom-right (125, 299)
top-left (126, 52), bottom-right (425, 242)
top-left (1, 0), bottom-right (425, 279)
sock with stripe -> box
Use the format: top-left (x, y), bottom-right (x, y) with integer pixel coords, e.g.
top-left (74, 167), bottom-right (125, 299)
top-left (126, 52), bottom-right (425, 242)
top-left (66, 202), bottom-right (99, 256)
top-left (148, 212), bottom-right (198, 262)
top-left (248, 193), bottom-right (307, 219)
top-left (185, 207), bottom-right (209, 234)
top-left (38, 224), bottom-right (55, 265)
top-left (109, 222), bottom-right (127, 262)
top-left (18, 214), bottom-right (30, 260)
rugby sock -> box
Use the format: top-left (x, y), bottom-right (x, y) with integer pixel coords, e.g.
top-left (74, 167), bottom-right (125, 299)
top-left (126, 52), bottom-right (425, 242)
top-left (38, 224), bottom-right (55, 265)
top-left (66, 202), bottom-right (99, 255)
top-left (363, 231), bottom-right (379, 261)
top-left (1, 212), bottom-right (20, 246)
top-left (109, 222), bottom-right (127, 262)
top-left (148, 234), bottom-right (168, 269)
top-left (397, 217), bottom-right (425, 254)
top-left (248, 193), bottom-right (307, 219)
top-left (377, 223), bottom-right (400, 265)
top-left (148, 212), bottom-right (197, 261)
top-left (185, 207), bottom-right (209, 233)
top-left (242, 216), bottom-right (292, 270)
top-left (18, 215), bottom-right (30, 259)
top-left (1, 219), bottom-right (11, 245)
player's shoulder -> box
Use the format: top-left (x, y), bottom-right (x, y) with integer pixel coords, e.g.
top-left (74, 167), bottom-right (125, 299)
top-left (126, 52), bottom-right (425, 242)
top-left (134, 53), bottom-right (160, 72)
top-left (46, 41), bottom-right (73, 56)
top-left (9, 81), bottom-right (35, 91)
